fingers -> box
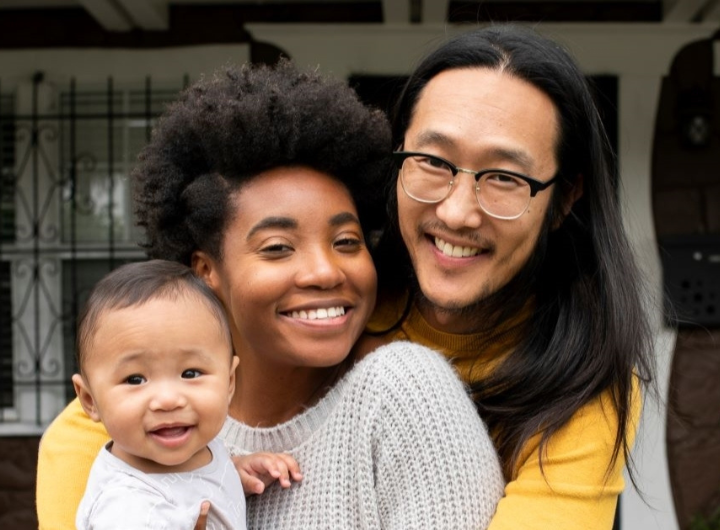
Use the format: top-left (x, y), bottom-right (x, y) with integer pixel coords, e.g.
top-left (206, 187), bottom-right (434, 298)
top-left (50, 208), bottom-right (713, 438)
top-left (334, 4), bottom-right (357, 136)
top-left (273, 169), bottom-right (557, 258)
top-left (259, 453), bottom-right (302, 488)
top-left (193, 501), bottom-right (210, 530)
top-left (235, 452), bottom-right (303, 491)
top-left (240, 474), bottom-right (266, 496)
top-left (275, 453), bottom-right (303, 486)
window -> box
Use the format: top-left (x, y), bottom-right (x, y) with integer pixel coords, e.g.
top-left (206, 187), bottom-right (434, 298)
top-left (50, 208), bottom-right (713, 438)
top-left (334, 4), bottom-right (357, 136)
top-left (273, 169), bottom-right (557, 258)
top-left (0, 77), bottom-right (184, 431)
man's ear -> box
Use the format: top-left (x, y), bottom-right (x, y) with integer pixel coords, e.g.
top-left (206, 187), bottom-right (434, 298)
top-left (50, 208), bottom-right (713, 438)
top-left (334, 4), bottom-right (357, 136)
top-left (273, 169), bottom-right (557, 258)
top-left (553, 173), bottom-right (584, 229)
top-left (72, 374), bottom-right (102, 423)
top-left (191, 251), bottom-right (220, 291)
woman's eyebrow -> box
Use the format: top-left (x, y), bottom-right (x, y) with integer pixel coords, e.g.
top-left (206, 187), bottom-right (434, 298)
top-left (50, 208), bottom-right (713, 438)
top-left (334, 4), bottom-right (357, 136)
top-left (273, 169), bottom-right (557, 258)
top-left (329, 212), bottom-right (360, 227)
top-left (246, 216), bottom-right (297, 240)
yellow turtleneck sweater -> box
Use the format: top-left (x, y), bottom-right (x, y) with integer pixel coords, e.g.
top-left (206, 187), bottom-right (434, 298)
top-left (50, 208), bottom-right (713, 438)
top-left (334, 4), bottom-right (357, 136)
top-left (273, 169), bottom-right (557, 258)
top-left (36, 297), bottom-right (640, 530)
top-left (366, 296), bottom-right (641, 530)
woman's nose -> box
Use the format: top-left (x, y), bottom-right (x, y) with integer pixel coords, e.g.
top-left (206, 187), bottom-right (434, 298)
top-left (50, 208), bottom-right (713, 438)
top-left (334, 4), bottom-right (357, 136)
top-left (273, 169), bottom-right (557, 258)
top-left (295, 248), bottom-right (346, 290)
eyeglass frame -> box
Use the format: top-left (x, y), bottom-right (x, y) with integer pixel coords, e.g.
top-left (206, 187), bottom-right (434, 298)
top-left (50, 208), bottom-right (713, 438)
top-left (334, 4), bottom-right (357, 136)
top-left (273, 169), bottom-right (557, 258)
top-left (392, 150), bottom-right (558, 220)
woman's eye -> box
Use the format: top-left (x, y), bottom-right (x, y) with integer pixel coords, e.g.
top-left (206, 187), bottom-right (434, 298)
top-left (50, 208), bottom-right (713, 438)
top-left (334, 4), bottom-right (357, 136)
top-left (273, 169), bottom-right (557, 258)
top-left (125, 375), bottom-right (145, 385)
top-left (260, 243), bottom-right (293, 255)
top-left (335, 236), bottom-right (362, 251)
top-left (182, 369), bottom-right (202, 379)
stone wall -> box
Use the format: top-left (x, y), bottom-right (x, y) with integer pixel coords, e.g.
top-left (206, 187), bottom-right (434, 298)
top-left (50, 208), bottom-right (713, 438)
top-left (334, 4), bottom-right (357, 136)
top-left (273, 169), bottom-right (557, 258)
top-left (0, 437), bottom-right (39, 530)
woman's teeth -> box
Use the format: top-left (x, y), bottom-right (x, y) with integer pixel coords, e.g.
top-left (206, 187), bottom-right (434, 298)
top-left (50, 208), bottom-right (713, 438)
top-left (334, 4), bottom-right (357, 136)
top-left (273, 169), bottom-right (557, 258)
top-left (290, 307), bottom-right (346, 320)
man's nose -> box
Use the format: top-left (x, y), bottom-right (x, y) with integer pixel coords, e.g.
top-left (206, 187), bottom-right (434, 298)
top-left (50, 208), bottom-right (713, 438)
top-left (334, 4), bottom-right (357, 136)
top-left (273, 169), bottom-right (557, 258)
top-left (435, 173), bottom-right (483, 230)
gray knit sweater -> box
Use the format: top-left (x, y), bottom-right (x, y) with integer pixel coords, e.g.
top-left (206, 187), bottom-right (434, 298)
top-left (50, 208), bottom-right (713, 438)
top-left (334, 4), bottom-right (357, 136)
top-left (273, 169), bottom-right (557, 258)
top-left (220, 341), bottom-right (504, 530)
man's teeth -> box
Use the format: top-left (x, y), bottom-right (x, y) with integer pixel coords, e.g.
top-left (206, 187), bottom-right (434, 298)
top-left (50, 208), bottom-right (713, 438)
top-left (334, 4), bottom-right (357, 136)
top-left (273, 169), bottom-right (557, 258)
top-left (290, 307), bottom-right (346, 320)
top-left (435, 237), bottom-right (480, 257)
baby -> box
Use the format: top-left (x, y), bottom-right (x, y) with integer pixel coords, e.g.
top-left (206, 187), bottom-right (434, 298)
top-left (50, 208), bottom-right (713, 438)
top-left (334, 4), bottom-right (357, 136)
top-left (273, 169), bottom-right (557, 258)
top-left (72, 260), bottom-right (301, 530)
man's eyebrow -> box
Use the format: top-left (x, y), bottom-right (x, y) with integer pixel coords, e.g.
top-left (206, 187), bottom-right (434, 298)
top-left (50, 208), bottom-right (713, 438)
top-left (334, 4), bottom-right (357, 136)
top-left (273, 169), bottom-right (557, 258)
top-left (246, 216), bottom-right (297, 240)
top-left (413, 130), bottom-right (536, 171)
top-left (413, 130), bottom-right (455, 150)
top-left (485, 147), bottom-right (535, 172)
top-left (329, 211), bottom-right (361, 227)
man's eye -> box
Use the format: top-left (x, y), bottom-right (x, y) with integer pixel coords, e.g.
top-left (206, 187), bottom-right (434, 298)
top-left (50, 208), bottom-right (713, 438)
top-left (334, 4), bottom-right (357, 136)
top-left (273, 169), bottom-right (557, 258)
top-left (486, 172), bottom-right (524, 187)
top-left (182, 369), bottom-right (202, 379)
top-left (126, 375), bottom-right (145, 385)
top-left (418, 156), bottom-right (451, 172)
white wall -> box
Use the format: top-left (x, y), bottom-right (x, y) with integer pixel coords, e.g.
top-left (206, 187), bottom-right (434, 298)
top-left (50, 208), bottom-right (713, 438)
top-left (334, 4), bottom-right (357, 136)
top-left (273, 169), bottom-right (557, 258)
top-left (1, 22), bottom-right (717, 528)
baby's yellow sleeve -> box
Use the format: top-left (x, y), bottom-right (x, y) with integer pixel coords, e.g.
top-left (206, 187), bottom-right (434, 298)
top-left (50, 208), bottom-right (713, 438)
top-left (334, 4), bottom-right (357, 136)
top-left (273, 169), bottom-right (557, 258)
top-left (36, 398), bottom-right (110, 530)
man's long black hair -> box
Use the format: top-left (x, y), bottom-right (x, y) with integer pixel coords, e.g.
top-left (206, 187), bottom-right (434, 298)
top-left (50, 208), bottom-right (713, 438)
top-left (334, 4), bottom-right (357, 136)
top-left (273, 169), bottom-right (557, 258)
top-left (373, 24), bottom-right (655, 482)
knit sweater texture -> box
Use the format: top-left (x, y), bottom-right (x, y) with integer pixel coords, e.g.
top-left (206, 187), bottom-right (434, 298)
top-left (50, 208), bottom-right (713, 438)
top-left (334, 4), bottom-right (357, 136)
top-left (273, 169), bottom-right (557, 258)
top-left (36, 342), bottom-right (504, 530)
top-left (221, 342), bottom-right (504, 529)
top-left (367, 298), bottom-right (642, 530)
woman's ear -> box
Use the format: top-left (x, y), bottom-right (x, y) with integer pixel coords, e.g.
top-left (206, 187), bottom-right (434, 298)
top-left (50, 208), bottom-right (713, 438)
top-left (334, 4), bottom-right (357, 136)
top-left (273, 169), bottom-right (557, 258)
top-left (191, 251), bottom-right (219, 290)
top-left (72, 374), bottom-right (102, 422)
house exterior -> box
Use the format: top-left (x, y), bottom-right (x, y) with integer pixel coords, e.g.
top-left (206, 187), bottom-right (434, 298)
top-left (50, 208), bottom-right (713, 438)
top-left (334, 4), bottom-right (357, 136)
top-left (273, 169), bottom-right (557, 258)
top-left (0, 2), bottom-right (717, 529)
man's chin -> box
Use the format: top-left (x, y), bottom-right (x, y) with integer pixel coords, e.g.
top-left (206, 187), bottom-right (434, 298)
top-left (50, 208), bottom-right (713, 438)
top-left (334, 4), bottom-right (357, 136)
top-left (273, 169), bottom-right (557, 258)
top-left (415, 290), bottom-right (493, 331)
top-left (416, 281), bottom-right (492, 313)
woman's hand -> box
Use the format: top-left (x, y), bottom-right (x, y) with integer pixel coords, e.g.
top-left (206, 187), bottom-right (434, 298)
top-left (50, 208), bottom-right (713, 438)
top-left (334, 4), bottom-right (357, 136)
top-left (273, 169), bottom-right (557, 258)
top-left (234, 452), bottom-right (303, 495)
top-left (193, 501), bottom-right (210, 530)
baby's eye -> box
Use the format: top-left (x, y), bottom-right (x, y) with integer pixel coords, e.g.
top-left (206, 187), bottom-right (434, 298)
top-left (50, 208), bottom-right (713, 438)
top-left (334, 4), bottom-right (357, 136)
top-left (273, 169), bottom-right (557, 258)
top-left (125, 374), bottom-right (145, 385)
top-left (181, 369), bottom-right (202, 379)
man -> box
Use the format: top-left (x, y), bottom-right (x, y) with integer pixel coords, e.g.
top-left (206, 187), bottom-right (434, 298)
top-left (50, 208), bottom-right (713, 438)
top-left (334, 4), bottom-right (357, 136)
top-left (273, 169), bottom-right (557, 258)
top-left (368, 25), bottom-right (653, 530)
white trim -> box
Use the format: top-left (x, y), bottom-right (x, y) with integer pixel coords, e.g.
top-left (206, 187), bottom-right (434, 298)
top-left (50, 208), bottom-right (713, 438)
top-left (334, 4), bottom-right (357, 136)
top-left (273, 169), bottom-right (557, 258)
top-left (0, 421), bottom-right (46, 437)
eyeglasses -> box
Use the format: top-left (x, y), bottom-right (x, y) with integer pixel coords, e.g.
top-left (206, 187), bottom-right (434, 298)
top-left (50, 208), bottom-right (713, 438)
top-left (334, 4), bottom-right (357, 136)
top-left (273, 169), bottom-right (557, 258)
top-left (393, 151), bottom-right (558, 220)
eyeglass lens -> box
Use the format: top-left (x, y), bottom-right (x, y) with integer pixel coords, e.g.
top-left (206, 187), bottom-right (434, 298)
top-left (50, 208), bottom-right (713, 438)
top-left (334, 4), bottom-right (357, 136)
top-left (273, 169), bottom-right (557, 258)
top-left (400, 155), bottom-right (532, 219)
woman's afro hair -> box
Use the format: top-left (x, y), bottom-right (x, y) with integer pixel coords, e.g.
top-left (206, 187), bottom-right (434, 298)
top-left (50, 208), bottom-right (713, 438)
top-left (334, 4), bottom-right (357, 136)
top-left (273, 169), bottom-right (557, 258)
top-left (133, 60), bottom-right (392, 265)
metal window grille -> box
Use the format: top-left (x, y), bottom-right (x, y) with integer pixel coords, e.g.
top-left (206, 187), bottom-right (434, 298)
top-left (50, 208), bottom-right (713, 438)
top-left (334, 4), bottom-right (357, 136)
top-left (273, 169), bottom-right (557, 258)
top-left (0, 75), bottom-right (185, 428)
top-left (1, 93), bottom-right (16, 412)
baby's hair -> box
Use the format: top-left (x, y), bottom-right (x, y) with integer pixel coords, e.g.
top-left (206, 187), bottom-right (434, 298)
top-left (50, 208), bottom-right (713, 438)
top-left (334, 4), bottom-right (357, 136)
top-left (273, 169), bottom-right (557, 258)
top-left (76, 259), bottom-right (231, 372)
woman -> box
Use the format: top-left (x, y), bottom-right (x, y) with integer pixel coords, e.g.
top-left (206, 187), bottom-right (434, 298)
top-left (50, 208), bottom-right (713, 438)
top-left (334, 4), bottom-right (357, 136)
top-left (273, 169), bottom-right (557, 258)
top-left (36, 61), bottom-right (504, 529)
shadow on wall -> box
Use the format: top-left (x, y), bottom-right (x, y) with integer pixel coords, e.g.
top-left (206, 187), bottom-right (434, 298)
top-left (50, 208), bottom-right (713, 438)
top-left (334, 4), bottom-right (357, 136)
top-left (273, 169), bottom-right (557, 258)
top-left (0, 436), bottom-right (39, 529)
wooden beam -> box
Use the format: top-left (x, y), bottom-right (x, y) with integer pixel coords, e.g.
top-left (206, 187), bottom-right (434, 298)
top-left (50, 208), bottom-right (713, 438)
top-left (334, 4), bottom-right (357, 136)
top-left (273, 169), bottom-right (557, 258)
top-left (699, 0), bottom-right (720, 20)
top-left (664, 0), bottom-right (710, 22)
top-left (77, 0), bottom-right (132, 31)
top-left (116, 0), bottom-right (169, 30)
